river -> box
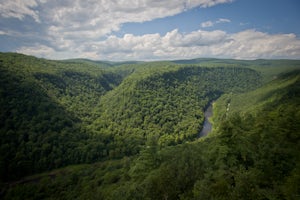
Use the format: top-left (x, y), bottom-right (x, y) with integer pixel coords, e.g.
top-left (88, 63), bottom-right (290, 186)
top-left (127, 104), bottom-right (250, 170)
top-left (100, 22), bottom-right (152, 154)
top-left (199, 103), bottom-right (213, 137)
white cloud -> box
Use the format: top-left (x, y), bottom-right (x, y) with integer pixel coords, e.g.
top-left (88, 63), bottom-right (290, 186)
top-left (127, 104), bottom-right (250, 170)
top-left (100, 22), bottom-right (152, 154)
top-left (0, 0), bottom-right (42, 22)
top-left (16, 44), bottom-right (81, 60)
top-left (62, 29), bottom-right (300, 60)
top-left (28, 0), bottom-right (233, 57)
top-left (201, 21), bottom-right (214, 28)
top-left (196, 0), bottom-right (234, 8)
top-left (225, 30), bottom-right (300, 59)
top-left (16, 44), bottom-right (55, 57)
top-left (0, 30), bottom-right (8, 35)
top-left (16, 29), bottom-right (300, 60)
top-left (216, 18), bottom-right (231, 23)
top-left (2, 0), bottom-right (300, 60)
top-left (165, 29), bottom-right (229, 47)
top-left (44, 0), bottom-right (233, 38)
top-left (1, 0), bottom-right (234, 46)
top-left (201, 18), bottom-right (231, 28)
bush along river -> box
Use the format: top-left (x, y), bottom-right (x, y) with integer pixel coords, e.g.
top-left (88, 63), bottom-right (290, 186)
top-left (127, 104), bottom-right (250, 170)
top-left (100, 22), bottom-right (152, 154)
top-left (199, 103), bottom-right (213, 137)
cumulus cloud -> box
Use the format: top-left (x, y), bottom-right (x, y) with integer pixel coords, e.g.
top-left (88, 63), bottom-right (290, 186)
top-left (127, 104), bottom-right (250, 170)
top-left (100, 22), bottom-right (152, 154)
top-left (164, 29), bottom-right (229, 47)
top-left (44, 0), bottom-right (234, 40)
top-left (16, 44), bottom-right (82, 60)
top-left (2, 0), bottom-right (300, 60)
top-left (16, 28), bottom-right (300, 60)
top-left (0, 0), bottom-right (234, 45)
top-left (1, 0), bottom-right (234, 58)
top-left (28, 28), bottom-right (296, 61)
top-left (16, 44), bottom-right (55, 57)
top-left (225, 30), bottom-right (300, 59)
top-left (0, 0), bottom-right (42, 22)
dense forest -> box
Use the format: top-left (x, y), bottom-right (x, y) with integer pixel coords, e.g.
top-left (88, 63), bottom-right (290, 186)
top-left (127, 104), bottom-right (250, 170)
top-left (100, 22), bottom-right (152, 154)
top-left (0, 53), bottom-right (299, 199)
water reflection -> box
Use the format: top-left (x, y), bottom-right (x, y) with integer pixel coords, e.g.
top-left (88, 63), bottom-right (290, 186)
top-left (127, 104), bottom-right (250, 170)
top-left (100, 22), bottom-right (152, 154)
top-left (199, 104), bottom-right (213, 137)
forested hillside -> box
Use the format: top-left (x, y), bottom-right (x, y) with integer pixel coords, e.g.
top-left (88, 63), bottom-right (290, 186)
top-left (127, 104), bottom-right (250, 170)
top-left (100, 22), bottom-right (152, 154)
top-left (0, 53), bottom-right (127, 180)
top-left (0, 53), bottom-right (299, 199)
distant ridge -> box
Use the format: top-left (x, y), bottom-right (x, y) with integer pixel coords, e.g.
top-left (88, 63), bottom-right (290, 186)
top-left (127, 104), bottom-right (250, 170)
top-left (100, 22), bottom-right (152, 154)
top-left (62, 58), bottom-right (144, 67)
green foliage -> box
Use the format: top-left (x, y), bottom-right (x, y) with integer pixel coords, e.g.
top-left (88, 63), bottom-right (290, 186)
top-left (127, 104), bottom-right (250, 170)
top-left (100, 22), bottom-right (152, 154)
top-left (1, 53), bottom-right (300, 200)
top-left (91, 66), bottom-right (261, 152)
top-left (0, 53), bottom-right (127, 180)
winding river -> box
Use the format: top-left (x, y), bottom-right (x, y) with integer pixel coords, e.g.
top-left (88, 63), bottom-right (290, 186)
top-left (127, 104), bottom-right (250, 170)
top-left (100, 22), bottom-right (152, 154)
top-left (199, 103), bottom-right (213, 137)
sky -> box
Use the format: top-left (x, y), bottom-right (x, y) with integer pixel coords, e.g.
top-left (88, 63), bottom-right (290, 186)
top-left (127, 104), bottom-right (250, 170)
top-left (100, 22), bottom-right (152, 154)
top-left (0, 0), bottom-right (300, 61)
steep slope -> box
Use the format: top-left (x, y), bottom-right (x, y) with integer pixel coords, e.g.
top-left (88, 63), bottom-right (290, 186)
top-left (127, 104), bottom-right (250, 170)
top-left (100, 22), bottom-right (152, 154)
top-left (213, 69), bottom-right (300, 123)
top-left (0, 53), bottom-right (263, 181)
top-left (90, 66), bottom-right (261, 154)
top-left (0, 53), bottom-right (127, 180)
top-left (0, 62), bottom-right (82, 180)
top-left (3, 70), bottom-right (299, 200)
top-left (119, 71), bottom-right (300, 200)
top-left (190, 70), bottom-right (300, 199)
top-left (1, 53), bottom-right (300, 199)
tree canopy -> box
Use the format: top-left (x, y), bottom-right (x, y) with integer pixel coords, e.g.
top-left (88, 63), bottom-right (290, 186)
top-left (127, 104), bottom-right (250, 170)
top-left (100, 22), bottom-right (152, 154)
top-left (0, 53), bottom-right (299, 199)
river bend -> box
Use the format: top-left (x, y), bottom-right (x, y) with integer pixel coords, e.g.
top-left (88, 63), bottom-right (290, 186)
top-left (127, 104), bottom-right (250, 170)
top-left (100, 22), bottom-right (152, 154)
top-left (199, 103), bottom-right (213, 137)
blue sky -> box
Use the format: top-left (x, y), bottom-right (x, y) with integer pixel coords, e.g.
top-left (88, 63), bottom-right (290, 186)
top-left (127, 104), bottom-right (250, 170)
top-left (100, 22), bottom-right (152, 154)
top-left (0, 0), bottom-right (300, 60)
top-left (121, 0), bottom-right (300, 36)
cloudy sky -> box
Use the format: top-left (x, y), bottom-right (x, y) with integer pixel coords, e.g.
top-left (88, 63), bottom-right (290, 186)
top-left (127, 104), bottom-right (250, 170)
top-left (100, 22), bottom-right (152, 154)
top-left (1, 0), bottom-right (300, 61)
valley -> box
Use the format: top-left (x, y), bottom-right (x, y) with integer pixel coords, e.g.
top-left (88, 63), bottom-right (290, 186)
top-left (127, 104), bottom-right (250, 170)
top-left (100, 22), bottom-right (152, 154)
top-left (0, 53), bottom-right (299, 199)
